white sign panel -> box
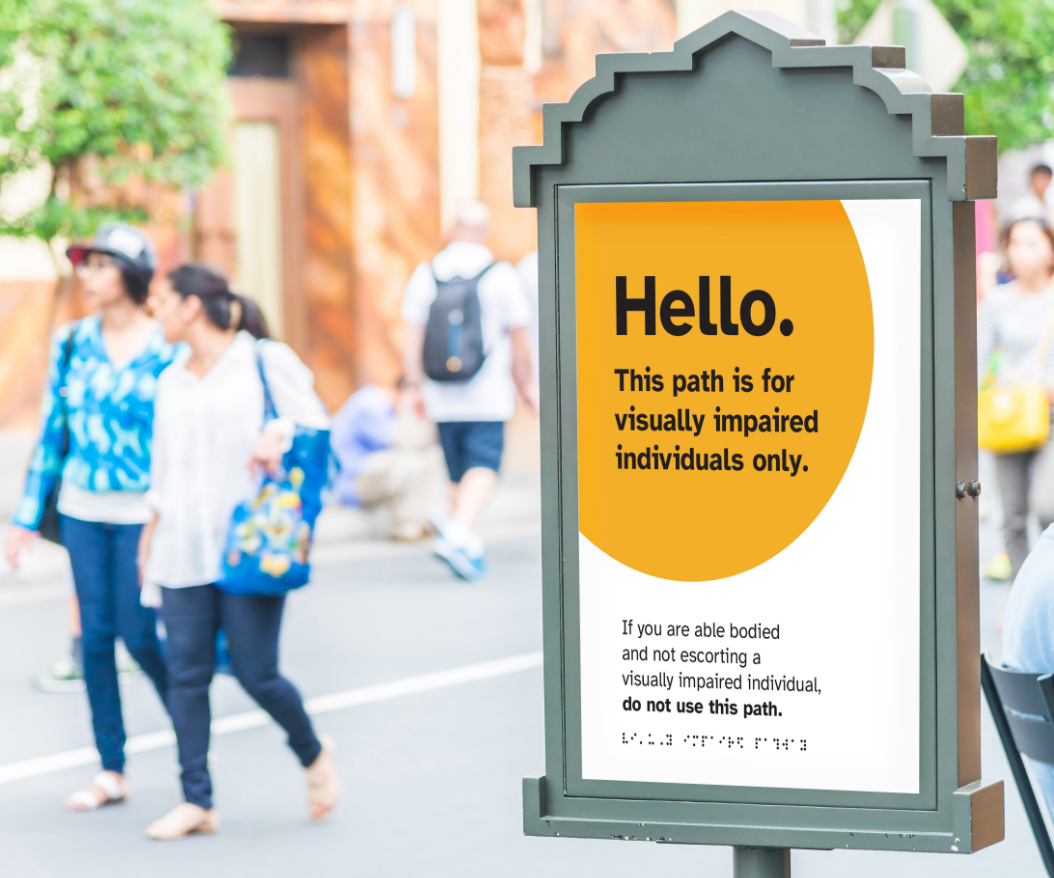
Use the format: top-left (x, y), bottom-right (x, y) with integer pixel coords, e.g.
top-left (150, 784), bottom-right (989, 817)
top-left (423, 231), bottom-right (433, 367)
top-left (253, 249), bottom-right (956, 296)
top-left (575, 199), bottom-right (921, 793)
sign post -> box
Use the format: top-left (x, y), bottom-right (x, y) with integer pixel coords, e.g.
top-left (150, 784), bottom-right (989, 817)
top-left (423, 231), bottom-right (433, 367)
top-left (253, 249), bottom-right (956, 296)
top-left (514, 10), bottom-right (1002, 872)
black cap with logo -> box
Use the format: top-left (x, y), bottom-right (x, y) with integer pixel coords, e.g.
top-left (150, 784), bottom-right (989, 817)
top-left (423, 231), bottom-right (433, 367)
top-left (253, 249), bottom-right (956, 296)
top-left (66, 222), bottom-right (158, 282)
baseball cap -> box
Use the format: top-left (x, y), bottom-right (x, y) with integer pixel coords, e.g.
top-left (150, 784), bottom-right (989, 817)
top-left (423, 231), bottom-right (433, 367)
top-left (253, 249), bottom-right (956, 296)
top-left (66, 222), bottom-right (158, 281)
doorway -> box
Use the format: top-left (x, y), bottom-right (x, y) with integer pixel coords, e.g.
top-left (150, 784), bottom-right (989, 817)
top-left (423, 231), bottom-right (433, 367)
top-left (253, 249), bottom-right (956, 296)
top-left (234, 120), bottom-right (284, 337)
top-left (193, 35), bottom-right (304, 349)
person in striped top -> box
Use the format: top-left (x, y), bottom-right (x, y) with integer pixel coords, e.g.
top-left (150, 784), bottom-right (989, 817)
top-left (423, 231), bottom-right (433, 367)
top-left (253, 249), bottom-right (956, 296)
top-left (978, 218), bottom-right (1054, 581)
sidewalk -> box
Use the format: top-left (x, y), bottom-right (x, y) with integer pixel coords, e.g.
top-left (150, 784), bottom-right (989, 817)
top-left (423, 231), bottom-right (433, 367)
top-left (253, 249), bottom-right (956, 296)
top-left (0, 410), bottom-right (542, 591)
top-left (0, 469), bottom-right (542, 595)
top-left (313, 469), bottom-right (541, 545)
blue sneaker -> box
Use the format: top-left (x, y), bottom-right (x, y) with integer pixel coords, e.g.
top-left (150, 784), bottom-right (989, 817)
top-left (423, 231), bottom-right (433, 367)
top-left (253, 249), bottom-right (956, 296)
top-left (433, 534), bottom-right (486, 581)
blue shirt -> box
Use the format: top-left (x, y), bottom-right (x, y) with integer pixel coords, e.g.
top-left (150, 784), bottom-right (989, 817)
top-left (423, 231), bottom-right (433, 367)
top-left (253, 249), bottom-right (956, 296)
top-left (330, 385), bottom-right (396, 506)
top-left (1001, 524), bottom-right (1054, 820)
top-left (13, 317), bottom-right (177, 530)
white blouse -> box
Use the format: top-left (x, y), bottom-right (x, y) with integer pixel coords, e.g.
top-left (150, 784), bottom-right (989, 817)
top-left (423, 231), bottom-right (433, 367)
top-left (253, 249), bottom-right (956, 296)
top-left (144, 331), bottom-right (329, 590)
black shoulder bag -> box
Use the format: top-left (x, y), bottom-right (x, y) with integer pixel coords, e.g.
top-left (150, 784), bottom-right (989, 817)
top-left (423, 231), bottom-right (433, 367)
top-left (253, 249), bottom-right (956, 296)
top-left (38, 327), bottom-right (76, 544)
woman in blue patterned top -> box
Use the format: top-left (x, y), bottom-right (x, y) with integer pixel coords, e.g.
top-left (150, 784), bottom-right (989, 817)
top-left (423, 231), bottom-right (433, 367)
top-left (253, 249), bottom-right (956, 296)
top-left (5, 223), bottom-right (175, 811)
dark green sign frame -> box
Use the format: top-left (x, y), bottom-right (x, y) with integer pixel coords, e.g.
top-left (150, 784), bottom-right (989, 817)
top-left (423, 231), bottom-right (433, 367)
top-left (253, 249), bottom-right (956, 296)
top-left (514, 9), bottom-right (1002, 857)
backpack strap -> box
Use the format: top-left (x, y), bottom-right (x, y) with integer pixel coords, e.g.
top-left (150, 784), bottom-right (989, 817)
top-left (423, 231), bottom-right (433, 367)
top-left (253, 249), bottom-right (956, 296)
top-left (254, 341), bottom-right (278, 423)
top-left (474, 262), bottom-right (496, 282)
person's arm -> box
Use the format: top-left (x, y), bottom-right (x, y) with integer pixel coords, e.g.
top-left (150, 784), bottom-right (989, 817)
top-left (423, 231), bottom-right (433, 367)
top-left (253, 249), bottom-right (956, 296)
top-left (139, 384), bottom-right (170, 582)
top-left (495, 262), bottom-right (539, 415)
top-left (400, 262), bottom-right (434, 418)
top-left (137, 510), bottom-right (159, 585)
top-left (403, 323), bottom-right (426, 385)
top-left (6, 325), bottom-right (74, 568)
top-left (509, 326), bottom-right (539, 415)
top-left (402, 323), bottom-right (427, 418)
top-left (976, 293), bottom-right (998, 387)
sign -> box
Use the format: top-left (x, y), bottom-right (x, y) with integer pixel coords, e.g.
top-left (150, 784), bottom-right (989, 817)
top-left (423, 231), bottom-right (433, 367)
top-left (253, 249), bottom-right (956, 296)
top-left (514, 9), bottom-right (1002, 864)
top-left (577, 199), bottom-right (920, 794)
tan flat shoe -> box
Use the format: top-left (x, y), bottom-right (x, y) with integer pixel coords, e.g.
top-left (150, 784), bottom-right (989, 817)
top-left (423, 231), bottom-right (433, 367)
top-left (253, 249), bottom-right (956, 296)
top-left (306, 734), bottom-right (340, 821)
top-left (146, 802), bottom-right (220, 840)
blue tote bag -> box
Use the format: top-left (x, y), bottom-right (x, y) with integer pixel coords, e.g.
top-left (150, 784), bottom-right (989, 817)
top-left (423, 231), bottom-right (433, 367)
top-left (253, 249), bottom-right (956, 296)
top-left (218, 344), bottom-right (332, 596)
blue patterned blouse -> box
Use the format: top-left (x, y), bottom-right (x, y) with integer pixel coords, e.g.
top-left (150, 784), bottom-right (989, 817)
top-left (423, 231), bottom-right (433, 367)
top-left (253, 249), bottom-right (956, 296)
top-left (13, 317), bottom-right (177, 530)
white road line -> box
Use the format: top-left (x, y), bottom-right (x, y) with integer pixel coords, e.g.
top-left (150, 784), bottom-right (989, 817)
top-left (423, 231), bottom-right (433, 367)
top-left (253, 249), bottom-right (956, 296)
top-left (0, 651), bottom-right (543, 786)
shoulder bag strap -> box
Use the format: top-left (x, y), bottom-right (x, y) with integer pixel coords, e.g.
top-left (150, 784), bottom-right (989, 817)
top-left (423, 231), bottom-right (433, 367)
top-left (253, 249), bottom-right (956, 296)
top-left (254, 340), bottom-right (278, 423)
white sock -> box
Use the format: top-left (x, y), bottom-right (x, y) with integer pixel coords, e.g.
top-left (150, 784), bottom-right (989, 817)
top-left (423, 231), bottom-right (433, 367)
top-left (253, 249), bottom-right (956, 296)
top-left (444, 519), bottom-right (484, 557)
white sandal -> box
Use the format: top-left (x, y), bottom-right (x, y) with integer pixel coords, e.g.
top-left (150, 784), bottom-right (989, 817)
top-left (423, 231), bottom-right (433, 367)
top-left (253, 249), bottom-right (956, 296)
top-left (65, 771), bottom-right (129, 811)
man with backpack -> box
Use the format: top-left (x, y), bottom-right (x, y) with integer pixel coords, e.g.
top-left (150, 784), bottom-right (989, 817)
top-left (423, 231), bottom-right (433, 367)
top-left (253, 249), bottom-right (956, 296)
top-left (401, 200), bottom-right (537, 580)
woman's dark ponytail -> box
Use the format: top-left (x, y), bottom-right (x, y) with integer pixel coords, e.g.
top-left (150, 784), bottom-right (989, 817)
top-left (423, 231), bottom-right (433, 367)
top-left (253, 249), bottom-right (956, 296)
top-left (233, 294), bottom-right (271, 340)
top-left (166, 263), bottom-right (271, 340)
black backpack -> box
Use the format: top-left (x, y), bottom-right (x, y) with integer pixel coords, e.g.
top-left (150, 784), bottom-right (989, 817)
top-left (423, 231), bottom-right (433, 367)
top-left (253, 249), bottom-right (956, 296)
top-left (422, 263), bottom-right (494, 382)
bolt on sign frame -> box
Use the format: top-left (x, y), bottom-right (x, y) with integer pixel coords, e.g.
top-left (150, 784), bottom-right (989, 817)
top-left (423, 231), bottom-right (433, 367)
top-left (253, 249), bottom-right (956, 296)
top-left (513, 9), bottom-right (1003, 861)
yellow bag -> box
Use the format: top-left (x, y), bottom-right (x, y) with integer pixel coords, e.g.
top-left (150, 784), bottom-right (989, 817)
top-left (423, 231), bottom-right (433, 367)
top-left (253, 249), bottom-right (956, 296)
top-left (978, 381), bottom-right (1051, 452)
top-left (980, 293), bottom-right (1054, 452)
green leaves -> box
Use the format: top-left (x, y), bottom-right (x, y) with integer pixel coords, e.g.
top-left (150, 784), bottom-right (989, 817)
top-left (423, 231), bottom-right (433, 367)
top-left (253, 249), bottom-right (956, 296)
top-left (940, 0), bottom-right (1054, 152)
top-left (0, 0), bottom-right (230, 242)
top-left (838, 0), bottom-right (1054, 152)
top-left (0, 198), bottom-right (147, 242)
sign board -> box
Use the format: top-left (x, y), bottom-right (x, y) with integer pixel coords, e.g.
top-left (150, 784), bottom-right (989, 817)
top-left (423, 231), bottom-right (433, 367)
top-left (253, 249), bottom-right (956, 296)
top-left (514, 9), bottom-right (1002, 860)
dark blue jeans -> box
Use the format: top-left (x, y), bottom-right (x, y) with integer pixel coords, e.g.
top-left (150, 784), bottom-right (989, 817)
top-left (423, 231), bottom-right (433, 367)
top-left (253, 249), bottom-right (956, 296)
top-left (160, 584), bottom-right (321, 809)
top-left (60, 515), bottom-right (169, 774)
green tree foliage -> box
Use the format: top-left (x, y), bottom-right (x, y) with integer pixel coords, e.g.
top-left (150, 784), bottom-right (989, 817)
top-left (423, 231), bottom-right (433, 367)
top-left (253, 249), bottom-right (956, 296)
top-left (836, 0), bottom-right (884, 44)
top-left (837, 0), bottom-right (1054, 152)
top-left (0, 0), bottom-right (230, 243)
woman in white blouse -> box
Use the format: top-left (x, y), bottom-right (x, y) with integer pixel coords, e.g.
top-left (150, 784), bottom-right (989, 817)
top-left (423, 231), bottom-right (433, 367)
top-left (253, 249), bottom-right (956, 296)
top-left (138, 264), bottom-right (340, 839)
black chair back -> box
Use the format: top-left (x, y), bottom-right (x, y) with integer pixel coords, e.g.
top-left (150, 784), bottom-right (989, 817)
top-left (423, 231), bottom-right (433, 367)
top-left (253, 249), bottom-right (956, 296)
top-left (985, 659), bottom-right (1054, 763)
top-left (982, 653), bottom-right (1054, 877)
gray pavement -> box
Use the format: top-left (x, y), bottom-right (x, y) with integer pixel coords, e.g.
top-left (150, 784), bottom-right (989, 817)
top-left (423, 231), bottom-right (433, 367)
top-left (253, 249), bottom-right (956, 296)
top-left (0, 470), bottom-right (1050, 875)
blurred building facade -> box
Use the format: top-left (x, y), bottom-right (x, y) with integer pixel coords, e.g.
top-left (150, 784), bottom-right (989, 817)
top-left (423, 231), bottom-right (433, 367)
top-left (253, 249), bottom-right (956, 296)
top-left (0, 0), bottom-right (832, 428)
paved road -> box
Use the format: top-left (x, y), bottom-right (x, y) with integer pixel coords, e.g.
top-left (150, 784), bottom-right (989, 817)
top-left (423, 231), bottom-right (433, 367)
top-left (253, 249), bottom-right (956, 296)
top-left (0, 499), bottom-right (1048, 876)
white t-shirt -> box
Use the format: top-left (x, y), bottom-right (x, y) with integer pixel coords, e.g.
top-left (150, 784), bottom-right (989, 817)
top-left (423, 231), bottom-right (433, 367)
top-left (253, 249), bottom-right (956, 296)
top-left (1010, 192), bottom-right (1050, 222)
top-left (58, 483), bottom-right (152, 524)
top-left (402, 242), bottom-right (530, 423)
